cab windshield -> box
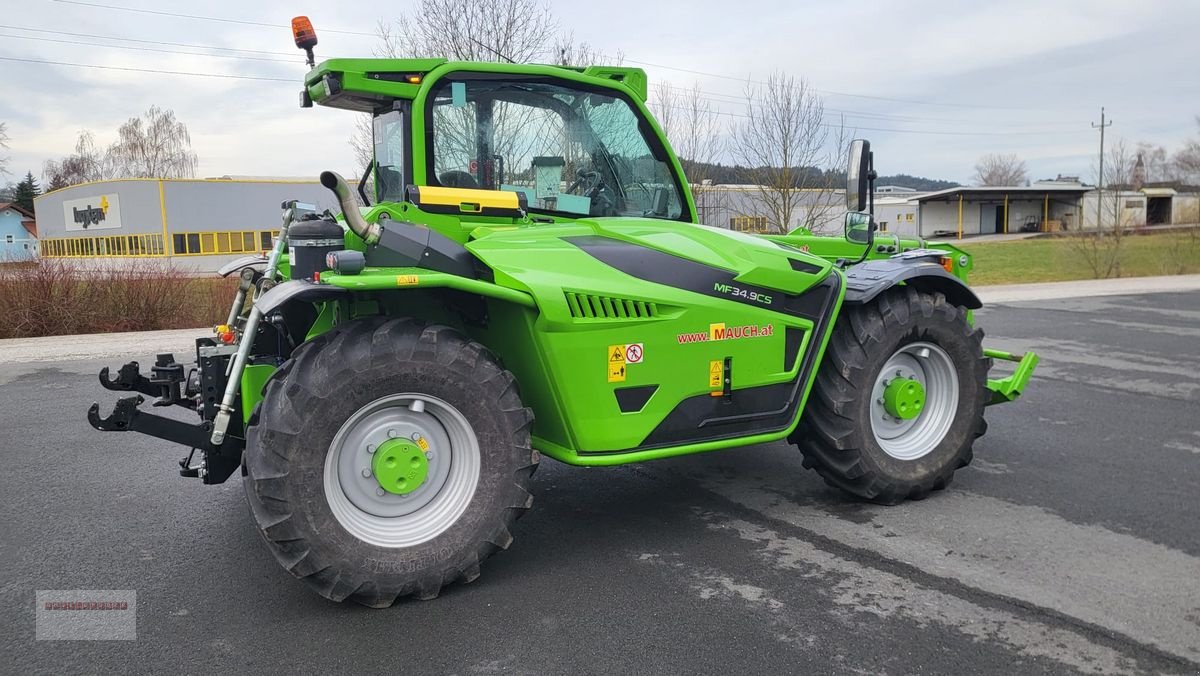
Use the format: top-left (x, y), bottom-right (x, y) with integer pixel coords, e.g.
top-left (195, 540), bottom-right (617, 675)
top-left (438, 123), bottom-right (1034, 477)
top-left (426, 76), bottom-right (685, 220)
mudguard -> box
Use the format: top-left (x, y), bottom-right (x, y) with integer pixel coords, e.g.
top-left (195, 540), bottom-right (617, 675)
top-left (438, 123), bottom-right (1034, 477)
top-left (255, 279), bottom-right (349, 314)
top-left (843, 256), bottom-right (982, 310)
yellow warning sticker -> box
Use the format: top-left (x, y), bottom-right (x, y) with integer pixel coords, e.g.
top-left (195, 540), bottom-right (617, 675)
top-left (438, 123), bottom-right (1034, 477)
top-left (608, 362), bottom-right (626, 383)
top-left (416, 436), bottom-right (430, 451)
top-left (608, 345), bottom-right (626, 363)
top-left (708, 360), bottom-right (723, 389)
top-left (396, 274), bottom-right (420, 286)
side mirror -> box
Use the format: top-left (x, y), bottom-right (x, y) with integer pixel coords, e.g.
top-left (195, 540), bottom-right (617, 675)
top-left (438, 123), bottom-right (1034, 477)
top-left (846, 139), bottom-right (871, 213)
top-left (844, 212), bottom-right (873, 244)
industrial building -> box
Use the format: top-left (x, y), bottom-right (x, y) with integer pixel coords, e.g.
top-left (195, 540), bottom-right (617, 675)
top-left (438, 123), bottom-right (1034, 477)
top-left (697, 182), bottom-right (1200, 239)
top-left (34, 178), bottom-right (338, 272)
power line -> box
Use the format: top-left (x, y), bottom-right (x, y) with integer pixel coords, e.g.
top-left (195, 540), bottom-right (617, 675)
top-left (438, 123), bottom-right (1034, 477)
top-left (651, 80), bottom-right (1083, 129)
top-left (36, 2), bottom-right (1063, 113)
top-left (613, 55), bottom-right (1045, 111)
top-left (0, 55), bottom-right (294, 82)
top-left (3, 51), bottom-right (1086, 138)
top-left (651, 100), bottom-right (1090, 137)
top-left (50, 0), bottom-right (375, 36)
top-left (0, 23), bottom-right (300, 56)
top-left (0, 32), bottom-right (302, 63)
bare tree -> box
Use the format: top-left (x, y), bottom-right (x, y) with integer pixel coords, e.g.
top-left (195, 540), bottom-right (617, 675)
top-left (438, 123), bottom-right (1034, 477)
top-left (379, 0), bottom-right (556, 63)
top-left (669, 84), bottom-right (724, 185)
top-left (553, 33), bottom-right (618, 67)
top-left (353, 1), bottom-right (593, 182)
top-left (1071, 139), bottom-right (1137, 278)
top-left (106, 106), bottom-right (198, 178)
top-left (43, 130), bottom-right (107, 187)
top-left (0, 122), bottom-right (9, 176)
top-left (731, 72), bottom-right (834, 234)
top-left (350, 115), bottom-right (375, 173)
top-left (1134, 141), bottom-right (1184, 184)
top-left (649, 81), bottom-right (678, 152)
top-left (649, 82), bottom-right (727, 225)
top-left (973, 153), bottom-right (1027, 186)
top-left (1174, 117), bottom-right (1200, 183)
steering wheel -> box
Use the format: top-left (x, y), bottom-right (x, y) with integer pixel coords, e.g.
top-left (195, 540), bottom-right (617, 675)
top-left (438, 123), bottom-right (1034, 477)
top-left (566, 168), bottom-right (601, 196)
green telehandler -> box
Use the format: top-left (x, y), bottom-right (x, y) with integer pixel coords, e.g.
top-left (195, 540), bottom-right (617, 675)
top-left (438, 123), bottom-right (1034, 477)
top-left (89, 18), bottom-right (1038, 606)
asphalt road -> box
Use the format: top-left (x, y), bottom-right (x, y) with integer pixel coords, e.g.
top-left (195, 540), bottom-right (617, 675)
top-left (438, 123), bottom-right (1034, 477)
top-left (2, 289), bottom-right (1199, 675)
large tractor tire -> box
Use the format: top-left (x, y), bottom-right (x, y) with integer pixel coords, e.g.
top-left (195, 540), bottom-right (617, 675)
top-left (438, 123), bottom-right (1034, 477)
top-left (794, 287), bottom-right (990, 504)
top-left (243, 318), bottom-right (537, 606)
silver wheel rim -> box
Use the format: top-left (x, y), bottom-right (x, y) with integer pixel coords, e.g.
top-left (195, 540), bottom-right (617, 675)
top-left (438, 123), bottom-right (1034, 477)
top-left (323, 393), bottom-right (480, 548)
top-left (869, 342), bottom-right (959, 461)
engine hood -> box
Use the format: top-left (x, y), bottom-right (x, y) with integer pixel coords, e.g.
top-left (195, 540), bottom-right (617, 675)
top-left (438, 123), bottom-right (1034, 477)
top-left (469, 217), bottom-right (833, 296)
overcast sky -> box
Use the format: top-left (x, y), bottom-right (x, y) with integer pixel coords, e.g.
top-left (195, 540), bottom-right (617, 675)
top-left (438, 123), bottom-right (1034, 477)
top-left (2, 0), bottom-right (1199, 186)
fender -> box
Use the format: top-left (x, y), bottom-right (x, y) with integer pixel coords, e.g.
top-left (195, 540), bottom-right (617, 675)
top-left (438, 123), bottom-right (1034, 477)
top-left (255, 279), bottom-right (350, 314)
top-left (843, 257), bottom-right (982, 310)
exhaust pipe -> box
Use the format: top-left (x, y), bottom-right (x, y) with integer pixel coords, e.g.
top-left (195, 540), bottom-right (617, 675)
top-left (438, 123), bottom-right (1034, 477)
top-left (320, 170), bottom-right (381, 244)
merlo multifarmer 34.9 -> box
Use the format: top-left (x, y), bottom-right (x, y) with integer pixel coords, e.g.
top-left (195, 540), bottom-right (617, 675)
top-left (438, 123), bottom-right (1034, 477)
top-left (88, 17), bottom-right (1038, 606)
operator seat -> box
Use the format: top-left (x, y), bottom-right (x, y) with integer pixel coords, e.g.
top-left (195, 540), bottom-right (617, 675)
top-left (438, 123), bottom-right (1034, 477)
top-left (438, 171), bottom-right (480, 189)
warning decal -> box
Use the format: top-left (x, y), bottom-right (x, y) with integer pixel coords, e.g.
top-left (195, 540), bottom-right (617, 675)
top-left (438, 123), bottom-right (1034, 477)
top-left (625, 343), bottom-right (643, 364)
top-left (609, 345), bottom-right (626, 363)
top-left (608, 362), bottom-right (626, 383)
top-left (708, 360), bottom-right (723, 389)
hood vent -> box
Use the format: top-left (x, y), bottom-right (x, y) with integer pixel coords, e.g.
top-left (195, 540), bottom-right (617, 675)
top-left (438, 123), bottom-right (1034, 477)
top-left (565, 292), bottom-right (658, 320)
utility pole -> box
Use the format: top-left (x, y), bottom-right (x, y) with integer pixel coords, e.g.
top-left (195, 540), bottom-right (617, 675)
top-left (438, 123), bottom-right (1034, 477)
top-left (1092, 107), bottom-right (1113, 230)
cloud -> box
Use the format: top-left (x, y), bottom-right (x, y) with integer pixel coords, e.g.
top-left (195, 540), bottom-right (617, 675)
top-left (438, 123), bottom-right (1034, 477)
top-left (2, 0), bottom-right (1198, 185)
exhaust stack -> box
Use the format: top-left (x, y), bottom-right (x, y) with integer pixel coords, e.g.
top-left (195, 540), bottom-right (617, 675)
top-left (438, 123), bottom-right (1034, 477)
top-left (320, 171), bottom-right (382, 244)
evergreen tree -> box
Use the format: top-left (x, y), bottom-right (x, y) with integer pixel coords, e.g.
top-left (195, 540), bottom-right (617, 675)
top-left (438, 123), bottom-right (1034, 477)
top-left (13, 171), bottom-right (39, 212)
top-left (44, 173), bottom-right (70, 193)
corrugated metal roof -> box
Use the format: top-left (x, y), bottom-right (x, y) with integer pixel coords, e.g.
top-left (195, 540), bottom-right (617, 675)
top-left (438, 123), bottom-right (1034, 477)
top-left (915, 185), bottom-right (1091, 202)
top-left (1140, 187), bottom-right (1177, 197)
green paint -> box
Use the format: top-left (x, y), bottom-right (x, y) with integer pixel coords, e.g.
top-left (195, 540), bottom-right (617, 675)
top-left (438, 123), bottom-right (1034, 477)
top-left (884, 377), bottom-right (925, 419)
top-left (985, 349), bottom-right (1040, 406)
top-left (240, 364), bottom-right (276, 424)
top-left (227, 55), bottom-right (1034, 467)
top-left (306, 301), bottom-right (337, 341)
top-left (372, 438), bottom-right (429, 495)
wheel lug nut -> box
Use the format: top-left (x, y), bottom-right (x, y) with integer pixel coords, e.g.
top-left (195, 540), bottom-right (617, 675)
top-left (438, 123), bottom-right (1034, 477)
top-left (367, 444), bottom-right (376, 454)
top-left (362, 469), bottom-right (372, 478)
top-left (425, 451), bottom-right (433, 460)
top-left (375, 488), bottom-right (385, 497)
top-left (411, 432), bottom-right (422, 441)
top-left (387, 429), bottom-right (399, 438)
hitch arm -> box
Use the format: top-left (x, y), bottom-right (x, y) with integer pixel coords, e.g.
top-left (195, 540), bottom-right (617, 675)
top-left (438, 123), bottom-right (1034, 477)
top-left (984, 348), bottom-right (1040, 406)
top-left (88, 395), bottom-right (243, 484)
top-left (99, 357), bottom-right (195, 409)
top-left (99, 362), bottom-right (159, 397)
top-left (88, 396), bottom-right (215, 448)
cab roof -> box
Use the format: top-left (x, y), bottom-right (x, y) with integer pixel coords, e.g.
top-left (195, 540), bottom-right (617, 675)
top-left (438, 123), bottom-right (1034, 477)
top-left (304, 58), bottom-right (648, 112)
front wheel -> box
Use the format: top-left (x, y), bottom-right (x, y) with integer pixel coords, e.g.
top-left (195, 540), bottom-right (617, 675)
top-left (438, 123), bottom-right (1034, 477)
top-left (794, 287), bottom-right (990, 504)
top-left (243, 318), bottom-right (537, 606)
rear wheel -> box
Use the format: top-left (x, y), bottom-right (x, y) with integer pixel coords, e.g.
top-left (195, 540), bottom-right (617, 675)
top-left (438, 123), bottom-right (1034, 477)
top-left (244, 318), bottom-right (537, 606)
top-left (794, 287), bottom-right (990, 504)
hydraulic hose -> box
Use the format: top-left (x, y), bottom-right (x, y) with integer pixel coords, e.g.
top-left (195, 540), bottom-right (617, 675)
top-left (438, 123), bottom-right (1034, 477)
top-left (320, 170), bottom-right (381, 244)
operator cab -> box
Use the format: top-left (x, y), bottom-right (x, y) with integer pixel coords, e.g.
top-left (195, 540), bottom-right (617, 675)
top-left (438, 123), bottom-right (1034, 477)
top-left (367, 74), bottom-right (689, 222)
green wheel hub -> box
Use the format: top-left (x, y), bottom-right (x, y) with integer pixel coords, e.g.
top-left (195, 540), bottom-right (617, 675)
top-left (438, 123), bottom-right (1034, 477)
top-left (883, 377), bottom-right (925, 420)
top-left (372, 439), bottom-right (429, 495)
